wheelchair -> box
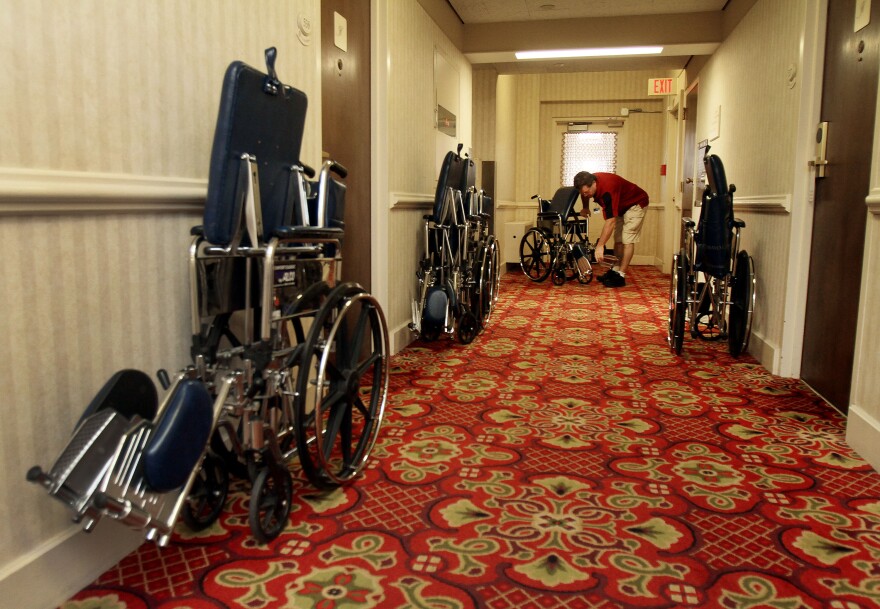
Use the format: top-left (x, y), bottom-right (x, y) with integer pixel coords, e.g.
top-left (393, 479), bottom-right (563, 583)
top-left (668, 148), bottom-right (755, 356)
top-left (28, 48), bottom-right (390, 545)
top-left (410, 145), bottom-right (500, 344)
top-left (519, 186), bottom-right (615, 285)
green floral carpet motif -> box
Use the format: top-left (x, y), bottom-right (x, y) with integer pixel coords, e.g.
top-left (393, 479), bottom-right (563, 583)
top-left (62, 268), bottom-right (880, 609)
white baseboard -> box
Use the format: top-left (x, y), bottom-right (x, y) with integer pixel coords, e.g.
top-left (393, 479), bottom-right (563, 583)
top-left (745, 328), bottom-right (780, 375)
top-left (0, 523), bottom-right (141, 609)
top-left (847, 405), bottom-right (880, 474)
top-left (391, 320), bottom-right (416, 355)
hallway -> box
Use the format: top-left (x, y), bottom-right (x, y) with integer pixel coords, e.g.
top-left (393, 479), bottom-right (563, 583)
top-left (62, 269), bottom-right (880, 608)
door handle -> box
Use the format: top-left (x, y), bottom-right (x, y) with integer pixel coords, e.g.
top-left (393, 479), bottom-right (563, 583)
top-left (685, 178), bottom-right (694, 184)
top-left (811, 121), bottom-right (829, 178)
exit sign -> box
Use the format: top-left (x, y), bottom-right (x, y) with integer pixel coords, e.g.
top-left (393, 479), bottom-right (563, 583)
top-left (648, 78), bottom-right (674, 96)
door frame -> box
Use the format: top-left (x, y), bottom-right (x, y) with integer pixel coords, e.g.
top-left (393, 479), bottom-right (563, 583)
top-left (779, 0), bottom-right (828, 378)
top-left (371, 0), bottom-right (390, 313)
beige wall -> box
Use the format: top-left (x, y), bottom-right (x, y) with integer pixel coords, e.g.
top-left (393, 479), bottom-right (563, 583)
top-left (0, 1), bottom-right (322, 607)
top-left (691, 0), bottom-right (804, 372)
top-left (384, 1), bottom-right (473, 352)
top-left (484, 70), bottom-right (675, 266)
top-left (847, 48), bottom-right (880, 471)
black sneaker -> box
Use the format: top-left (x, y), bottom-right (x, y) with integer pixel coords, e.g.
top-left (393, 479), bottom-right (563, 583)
top-left (603, 270), bottom-right (626, 287)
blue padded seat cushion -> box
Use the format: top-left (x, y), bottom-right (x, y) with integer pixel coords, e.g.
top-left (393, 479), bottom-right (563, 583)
top-left (204, 60), bottom-right (308, 246)
top-left (143, 380), bottom-right (214, 493)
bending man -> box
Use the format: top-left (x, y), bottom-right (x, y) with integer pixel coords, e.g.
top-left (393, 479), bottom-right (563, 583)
top-left (573, 171), bottom-right (649, 287)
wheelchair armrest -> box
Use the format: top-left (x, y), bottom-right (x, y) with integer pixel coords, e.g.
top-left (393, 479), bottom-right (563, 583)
top-left (273, 225), bottom-right (344, 240)
top-left (537, 211), bottom-right (562, 221)
top-left (682, 217), bottom-right (696, 229)
top-left (732, 218), bottom-right (746, 228)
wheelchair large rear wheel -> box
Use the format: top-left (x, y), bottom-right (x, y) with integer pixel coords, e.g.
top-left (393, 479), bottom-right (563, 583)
top-left (248, 464), bottom-right (292, 543)
top-left (182, 454), bottom-right (229, 532)
top-left (520, 228), bottom-right (552, 282)
top-left (295, 282), bottom-right (389, 489)
top-left (668, 251), bottom-right (687, 355)
top-left (490, 238), bottom-right (501, 308)
top-left (474, 244), bottom-right (490, 328)
top-left (728, 251), bottom-right (755, 357)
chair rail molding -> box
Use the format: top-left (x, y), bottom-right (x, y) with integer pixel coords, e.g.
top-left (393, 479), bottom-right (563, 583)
top-left (0, 167), bottom-right (206, 215)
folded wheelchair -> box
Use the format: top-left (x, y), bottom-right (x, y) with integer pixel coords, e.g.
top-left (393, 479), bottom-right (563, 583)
top-left (28, 48), bottom-right (390, 545)
top-left (668, 148), bottom-right (755, 356)
top-left (410, 145), bottom-right (500, 344)
top-left (519, 186), bottom-right (614, 285)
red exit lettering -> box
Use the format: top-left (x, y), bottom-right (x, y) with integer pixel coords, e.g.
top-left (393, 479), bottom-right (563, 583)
top-left (648, 78), bottom-right (674, 96)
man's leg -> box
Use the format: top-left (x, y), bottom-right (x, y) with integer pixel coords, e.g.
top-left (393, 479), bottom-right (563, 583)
top-left (618, 205), bottom-right (646, 275)
top-left (618, 242), bottom-right (635, 273)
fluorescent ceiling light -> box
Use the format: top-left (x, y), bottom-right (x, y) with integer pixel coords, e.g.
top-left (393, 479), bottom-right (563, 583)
top-left (515, 46), bottom-right (663, 60)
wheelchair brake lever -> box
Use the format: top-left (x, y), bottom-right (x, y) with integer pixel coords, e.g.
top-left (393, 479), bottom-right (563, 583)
top-left (156, 369), bottom-right (171, 391)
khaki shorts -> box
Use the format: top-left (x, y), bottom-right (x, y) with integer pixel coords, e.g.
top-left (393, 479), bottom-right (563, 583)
top-left (614, 204), bottom-right (647, 245)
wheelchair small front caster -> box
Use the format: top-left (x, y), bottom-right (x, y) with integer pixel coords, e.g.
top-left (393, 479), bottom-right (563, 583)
top-left (182, 454), bottom-right (229, 532)
top-left (249, 465), bottom-right (292, 543)
top-left (457, 309), bottom-right (479, 344)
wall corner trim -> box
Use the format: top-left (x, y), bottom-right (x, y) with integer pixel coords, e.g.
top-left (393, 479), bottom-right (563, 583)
top-left (390, 191), bottom-right (434, 210)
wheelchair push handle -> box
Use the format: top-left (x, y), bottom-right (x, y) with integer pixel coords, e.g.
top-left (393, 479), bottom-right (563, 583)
top-left (296, 162), bottom-right (316, 179)
top-left (325, 160), bottom-right (348, 179)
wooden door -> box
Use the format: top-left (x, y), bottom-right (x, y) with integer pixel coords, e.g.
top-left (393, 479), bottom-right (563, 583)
top-left (321, 0), bottom-right (371, 291)
top-left (801, 0), bottom-right (879, 411)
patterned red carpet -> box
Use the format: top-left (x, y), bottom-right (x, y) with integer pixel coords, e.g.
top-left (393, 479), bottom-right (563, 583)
top-left (63, 268), bottom-right (880, 609)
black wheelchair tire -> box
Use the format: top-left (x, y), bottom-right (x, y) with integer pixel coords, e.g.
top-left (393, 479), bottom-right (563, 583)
top-left (669, 251), bottom-right (687, 355)
top-left (457, 308), bottom-right (479, 344)
top-left (248, 465), bottom-right (292, 544)
top-left (728, 251), bottom-right (755, 357)
top-left (294, 282), bottom-right (389, 490)
top-left (520, 228), bottom-right (552, 282)
top-left (182, 454), bottom-right (229, 532)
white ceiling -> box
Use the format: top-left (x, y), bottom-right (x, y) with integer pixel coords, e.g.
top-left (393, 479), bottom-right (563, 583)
top-left (444, 0), bottom-right (734, 73)
top-left (448, 0), bottom-right (728, 24)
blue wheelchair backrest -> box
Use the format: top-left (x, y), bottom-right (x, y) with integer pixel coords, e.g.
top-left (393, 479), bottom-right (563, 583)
top-left (432, 151), bottom-right (466, 224)
top-left (547, 187), bottom-right (580, 218)
top-left (204, 55), bottom-right (309, 246)
top-left (695, 154), bottom-right (735, 278)
top-left (705, 153), bottom-right (728, 197)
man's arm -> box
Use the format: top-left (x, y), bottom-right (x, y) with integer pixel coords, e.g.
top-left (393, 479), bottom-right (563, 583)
top-left (595, 216), bottom-right (616, 263)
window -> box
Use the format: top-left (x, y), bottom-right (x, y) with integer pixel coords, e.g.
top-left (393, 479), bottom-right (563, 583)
top-left (561, 131), bottom-right (618, 186)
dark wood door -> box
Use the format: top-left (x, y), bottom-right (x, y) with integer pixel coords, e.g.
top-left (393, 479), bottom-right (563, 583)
top-left (801, 0), bottom-right (879, 411)
top-left (321, 0), bottom-right (371, 291)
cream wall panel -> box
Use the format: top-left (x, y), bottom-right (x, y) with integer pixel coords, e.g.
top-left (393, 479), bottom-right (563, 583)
top-left (384, 1), bottom-right (473, 352)
top-left (0, 213), bottom-right (199, 568)
top-left (848, 206), bottom-right (880, 468)
top-left (473, 68), bottom-right (498, 179)
top-left (1, 0), bottom-right (323, 176)
top-left (693, 0), bottom-right (803, 364)
top-left (0, 0), bottom-right (323, 602)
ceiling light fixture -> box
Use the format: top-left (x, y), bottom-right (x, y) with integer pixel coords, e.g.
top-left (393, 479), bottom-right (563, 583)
top-left (515, 46), bottom-right (663, 60)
